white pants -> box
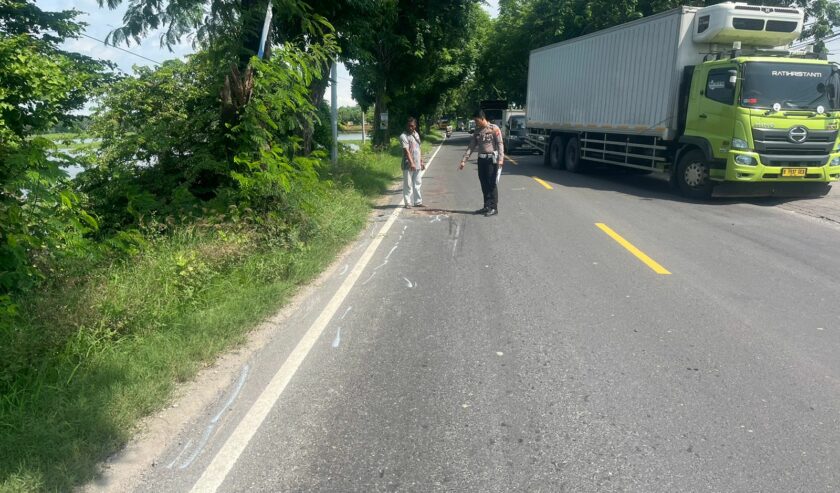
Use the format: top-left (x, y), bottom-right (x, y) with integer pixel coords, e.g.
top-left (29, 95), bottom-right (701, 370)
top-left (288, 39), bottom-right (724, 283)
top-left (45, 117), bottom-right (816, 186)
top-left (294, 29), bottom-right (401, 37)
top-left (403, 168), bottom-right (422, 206)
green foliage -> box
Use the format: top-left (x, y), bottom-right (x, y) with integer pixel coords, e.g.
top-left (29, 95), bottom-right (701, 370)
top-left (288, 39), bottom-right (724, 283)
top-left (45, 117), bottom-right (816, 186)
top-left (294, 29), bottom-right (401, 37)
top-left (0, 2), bottom-right (112, 302)
top-left (0, 143), bottom-right (399, 492)
top-left (455, 0), bottom-right (840, 108)
top-left (231, 35), bottom-right (338, 213)
top-left (80, 54), bottom-right (228, 231)
top-left (342, 0), bottom-right (482, 146)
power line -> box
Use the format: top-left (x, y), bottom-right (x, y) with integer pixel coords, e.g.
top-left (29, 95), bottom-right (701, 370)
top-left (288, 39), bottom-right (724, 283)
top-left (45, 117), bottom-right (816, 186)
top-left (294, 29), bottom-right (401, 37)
top-left (79, 33), bottom-right (163, 65)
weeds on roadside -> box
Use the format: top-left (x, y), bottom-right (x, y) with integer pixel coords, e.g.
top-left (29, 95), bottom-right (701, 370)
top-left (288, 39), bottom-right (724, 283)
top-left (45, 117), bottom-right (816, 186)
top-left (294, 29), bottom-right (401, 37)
top-left (0, 146), bottom-right (403, 492)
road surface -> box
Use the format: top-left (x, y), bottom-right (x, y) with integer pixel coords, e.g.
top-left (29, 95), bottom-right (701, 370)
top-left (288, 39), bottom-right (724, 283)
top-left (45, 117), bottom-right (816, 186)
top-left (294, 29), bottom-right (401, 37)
top-left (132, 132), bottom-right (840, 492)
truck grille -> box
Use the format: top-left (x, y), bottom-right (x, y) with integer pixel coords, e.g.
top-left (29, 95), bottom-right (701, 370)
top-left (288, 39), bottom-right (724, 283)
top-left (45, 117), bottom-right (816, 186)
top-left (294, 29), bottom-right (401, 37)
top-left (752, 128), bottom-right (835, 166)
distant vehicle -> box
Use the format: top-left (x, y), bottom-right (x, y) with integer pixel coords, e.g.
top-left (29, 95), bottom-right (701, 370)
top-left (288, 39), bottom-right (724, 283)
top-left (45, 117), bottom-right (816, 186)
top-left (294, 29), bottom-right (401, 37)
top-left (479, 100), bottom-right (507, 128)
top-left (446, 125), bottom-right (452, 138)
top-left (502, 110), bottom-right (531, 153)
top-left (467, 120), bottom-right (476, 133)
top-left (525, 2), bottom-right (838, 198)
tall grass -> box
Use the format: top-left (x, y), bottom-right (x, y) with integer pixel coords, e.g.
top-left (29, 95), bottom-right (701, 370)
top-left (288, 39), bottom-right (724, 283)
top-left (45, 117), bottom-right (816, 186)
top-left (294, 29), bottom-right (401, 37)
top-left (0, 145), bottom-right (405, 492)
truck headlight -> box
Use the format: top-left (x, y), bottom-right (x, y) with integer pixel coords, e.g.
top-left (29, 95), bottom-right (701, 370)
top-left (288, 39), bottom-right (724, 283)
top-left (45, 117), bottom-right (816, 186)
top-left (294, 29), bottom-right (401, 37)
top-left (732, 138), bottom-right (749, 150)
top-left (832, 157), bottom-right (840, 166)
top-left (735, 154), bottom-right (756, 166)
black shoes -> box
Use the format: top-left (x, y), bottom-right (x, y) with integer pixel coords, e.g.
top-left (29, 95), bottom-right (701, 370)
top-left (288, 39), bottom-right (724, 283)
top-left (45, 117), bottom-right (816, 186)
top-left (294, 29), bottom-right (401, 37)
top-left (475, 207), bottom-right (488, 214)
top-left (484, 208), bottom-right (498, 217)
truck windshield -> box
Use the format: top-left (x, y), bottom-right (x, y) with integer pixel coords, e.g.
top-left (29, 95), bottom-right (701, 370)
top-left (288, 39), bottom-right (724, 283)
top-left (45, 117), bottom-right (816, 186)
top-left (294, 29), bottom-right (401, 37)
top-left (510, 116), bottom-right (525, 130)
top-left (741, 62), bottom-right (835, 110)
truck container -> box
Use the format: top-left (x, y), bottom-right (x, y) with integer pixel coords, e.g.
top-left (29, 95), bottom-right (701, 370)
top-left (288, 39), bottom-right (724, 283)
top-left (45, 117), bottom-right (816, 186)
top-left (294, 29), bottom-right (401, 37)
top-left (526, 2), bottom-right (840, 197)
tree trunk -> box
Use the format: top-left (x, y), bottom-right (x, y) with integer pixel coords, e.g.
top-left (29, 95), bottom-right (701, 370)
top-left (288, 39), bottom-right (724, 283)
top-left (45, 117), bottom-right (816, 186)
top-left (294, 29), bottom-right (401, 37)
top-left (303, 64), bottom-right (331, 155)
top-left (219, 0), bottom-right (271, 159)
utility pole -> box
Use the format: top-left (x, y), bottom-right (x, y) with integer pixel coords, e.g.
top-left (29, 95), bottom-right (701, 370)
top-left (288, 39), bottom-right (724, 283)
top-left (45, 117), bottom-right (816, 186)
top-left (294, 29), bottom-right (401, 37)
top-left (256, 2), bottom-right (273, 60)
top-left (330, 61), bottom-right (338, 165)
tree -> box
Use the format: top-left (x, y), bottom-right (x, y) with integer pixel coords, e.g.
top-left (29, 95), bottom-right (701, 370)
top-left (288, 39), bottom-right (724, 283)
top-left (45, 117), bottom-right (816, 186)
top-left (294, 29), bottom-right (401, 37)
top-left (399, 2), bottom-right (489, 133)
top-left (100, 0), bottom-right (333, 156)
top-left (342, 0), bottom-right (481, 147)
top-left (0, 0), bottom-right (112, 308)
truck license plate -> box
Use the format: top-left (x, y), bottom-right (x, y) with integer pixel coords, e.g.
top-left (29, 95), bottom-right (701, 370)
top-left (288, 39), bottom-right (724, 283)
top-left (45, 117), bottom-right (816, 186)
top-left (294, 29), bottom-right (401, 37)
top-left (781, 168), bottom-right (807, 177)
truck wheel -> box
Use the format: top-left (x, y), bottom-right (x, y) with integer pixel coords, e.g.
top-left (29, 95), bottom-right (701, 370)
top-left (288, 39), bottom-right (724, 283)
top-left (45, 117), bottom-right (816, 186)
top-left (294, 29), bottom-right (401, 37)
top-left (676, 150), bottom-right (713, 199)
top-left (545, 135), bottom-right (563, 168)
top-left (565, 136), bottom-right (584, 173)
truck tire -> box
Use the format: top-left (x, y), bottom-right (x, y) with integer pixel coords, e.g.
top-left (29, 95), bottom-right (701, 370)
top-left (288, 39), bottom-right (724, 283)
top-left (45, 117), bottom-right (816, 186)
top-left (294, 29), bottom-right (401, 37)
top-left (545, 135), bottom-right (563, 168)
top-left (564, 136), bottom-right (585, 173)
top-left (676, 149), bottom-right (713, 199)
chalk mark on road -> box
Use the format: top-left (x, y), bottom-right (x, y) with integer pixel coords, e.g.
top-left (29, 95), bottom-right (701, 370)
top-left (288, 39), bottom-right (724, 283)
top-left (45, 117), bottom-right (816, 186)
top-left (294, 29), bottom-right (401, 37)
top-left (172, 364), bottom-right (250, 470)
top-left (449, 218), bottom-right (463, 259)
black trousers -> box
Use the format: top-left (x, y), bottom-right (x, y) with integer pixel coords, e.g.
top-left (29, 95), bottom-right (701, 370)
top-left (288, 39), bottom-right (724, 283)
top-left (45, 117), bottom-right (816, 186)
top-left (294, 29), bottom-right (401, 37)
top-left (477, 157), bottom-right (499, 210)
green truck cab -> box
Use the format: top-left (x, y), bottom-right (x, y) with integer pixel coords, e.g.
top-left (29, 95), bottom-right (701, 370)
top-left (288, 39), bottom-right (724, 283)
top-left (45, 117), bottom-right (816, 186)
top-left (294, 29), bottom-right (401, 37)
top-left (681, 57), bottom-right (840, 197)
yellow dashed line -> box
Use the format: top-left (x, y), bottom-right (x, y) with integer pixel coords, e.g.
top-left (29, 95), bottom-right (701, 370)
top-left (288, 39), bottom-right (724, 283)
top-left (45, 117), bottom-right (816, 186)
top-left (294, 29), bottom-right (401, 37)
top-left (595, 223), bottom-right (672, 275)
top-left (532, 177), bottom-right (554, 190)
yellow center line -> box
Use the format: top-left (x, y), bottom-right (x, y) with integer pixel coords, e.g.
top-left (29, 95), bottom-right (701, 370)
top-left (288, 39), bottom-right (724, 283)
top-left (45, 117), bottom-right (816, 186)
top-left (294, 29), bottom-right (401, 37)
top-left (506, 156), bottom-right (518, 165)
top-left (595, 223), bottom-right (672, 275)
top-left (532, 177), bottom-right (554, 190)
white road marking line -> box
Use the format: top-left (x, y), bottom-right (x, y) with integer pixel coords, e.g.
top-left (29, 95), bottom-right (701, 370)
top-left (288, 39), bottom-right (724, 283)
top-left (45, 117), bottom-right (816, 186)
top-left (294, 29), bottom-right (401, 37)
top-left (189, 140), bottom-right (445, 493)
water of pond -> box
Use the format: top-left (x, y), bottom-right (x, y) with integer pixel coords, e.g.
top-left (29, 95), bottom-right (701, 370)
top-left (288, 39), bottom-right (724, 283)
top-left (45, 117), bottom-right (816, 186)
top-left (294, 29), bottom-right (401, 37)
top-left (62, 134), bottom-right (365, 180)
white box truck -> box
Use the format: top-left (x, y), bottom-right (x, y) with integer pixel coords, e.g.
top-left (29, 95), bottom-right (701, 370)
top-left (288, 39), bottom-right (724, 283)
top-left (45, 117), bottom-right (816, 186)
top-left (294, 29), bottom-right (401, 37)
top-left (526, 2), bottom-right (840, 197)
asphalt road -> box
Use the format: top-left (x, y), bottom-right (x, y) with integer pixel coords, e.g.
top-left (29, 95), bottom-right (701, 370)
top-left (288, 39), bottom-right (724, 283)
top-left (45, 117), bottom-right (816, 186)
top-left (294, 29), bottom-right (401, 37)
top-left (135, 132), bottom-right (840, 492)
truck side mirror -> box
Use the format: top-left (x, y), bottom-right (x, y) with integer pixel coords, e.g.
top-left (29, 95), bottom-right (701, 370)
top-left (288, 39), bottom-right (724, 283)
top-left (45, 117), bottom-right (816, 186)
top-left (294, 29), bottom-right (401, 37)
top-left (726, 69), bottom-right (737, 89)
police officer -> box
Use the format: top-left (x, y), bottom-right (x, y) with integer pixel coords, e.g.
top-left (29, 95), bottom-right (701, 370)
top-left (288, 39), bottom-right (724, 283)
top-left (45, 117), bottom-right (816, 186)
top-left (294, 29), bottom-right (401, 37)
top-left (459, 110), bottom-right (505, 216)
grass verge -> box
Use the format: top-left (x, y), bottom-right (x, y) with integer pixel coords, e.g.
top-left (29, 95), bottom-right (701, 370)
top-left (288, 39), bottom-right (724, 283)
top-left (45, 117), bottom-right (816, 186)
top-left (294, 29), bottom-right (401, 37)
top-left (0, 145), bottom-right (408, 492)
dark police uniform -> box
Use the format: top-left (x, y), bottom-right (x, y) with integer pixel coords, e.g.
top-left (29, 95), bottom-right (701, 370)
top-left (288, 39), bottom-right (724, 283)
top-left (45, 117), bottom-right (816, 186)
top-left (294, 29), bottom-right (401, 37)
top-left (462, 123), bottom-right (505, 213)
